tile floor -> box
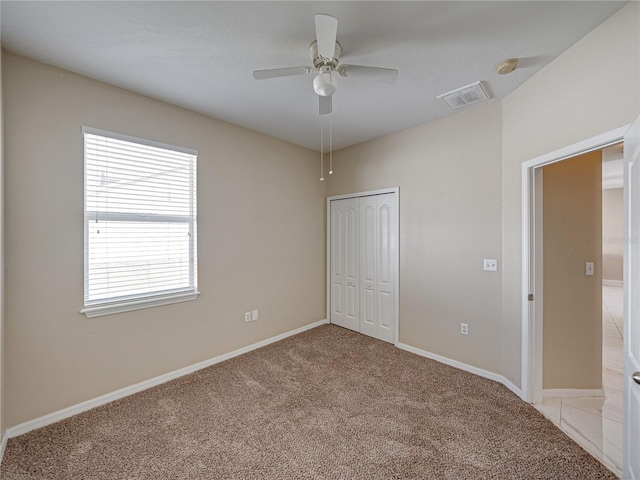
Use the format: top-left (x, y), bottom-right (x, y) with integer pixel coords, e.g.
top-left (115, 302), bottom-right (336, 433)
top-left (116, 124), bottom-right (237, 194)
top-left (535, 284), bottom-right (624, 477)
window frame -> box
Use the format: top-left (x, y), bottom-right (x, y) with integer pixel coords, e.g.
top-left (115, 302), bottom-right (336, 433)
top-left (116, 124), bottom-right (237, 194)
top-left (81, 126), bottom-right (199, 318)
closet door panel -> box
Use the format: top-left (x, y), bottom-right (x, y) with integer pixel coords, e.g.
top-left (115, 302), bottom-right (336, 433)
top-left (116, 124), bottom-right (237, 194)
top-left (330, 198), bottom-right (359, 332)
top-left (345, 205), bottom-right (359, 321)
top-left (376, 194), bottom-right (397, 343)
top-left (360, 196), bottom-right (378, 338)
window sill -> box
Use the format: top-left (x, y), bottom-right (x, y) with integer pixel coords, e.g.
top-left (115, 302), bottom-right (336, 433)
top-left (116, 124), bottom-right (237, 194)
top-left (81, 291), bottom-right (200, 318)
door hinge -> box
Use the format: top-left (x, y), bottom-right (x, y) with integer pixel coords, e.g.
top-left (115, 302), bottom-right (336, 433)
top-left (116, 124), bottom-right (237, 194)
top-left (528, 294), bottom-right (534, 301)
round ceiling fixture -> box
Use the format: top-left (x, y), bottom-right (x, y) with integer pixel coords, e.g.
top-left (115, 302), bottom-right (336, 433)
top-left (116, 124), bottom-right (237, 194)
top-left (497, 58), bottom-right (519, 75)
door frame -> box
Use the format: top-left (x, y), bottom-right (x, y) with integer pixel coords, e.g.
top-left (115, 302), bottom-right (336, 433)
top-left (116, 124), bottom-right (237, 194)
top-left (521, 126), bottom-right (628, 403)
top-left (327, 187), bottom-right (400, 345)
top-left (623, 116), bottom-right (640, 480)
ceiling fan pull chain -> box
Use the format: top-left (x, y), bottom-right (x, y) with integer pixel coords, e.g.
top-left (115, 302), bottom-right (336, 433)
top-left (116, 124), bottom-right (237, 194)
top-left (320, 115), bottom-right (325, 181)
top-left (329, 111), bottom-right (333, 175)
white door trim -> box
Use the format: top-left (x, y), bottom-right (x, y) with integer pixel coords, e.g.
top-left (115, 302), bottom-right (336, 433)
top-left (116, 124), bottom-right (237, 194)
top-left (521, 126), bottom-right (628, 403)
top-left (623, 116), bottom-right (640, 479)
top-left (327, 187), bottom-right (400, 345)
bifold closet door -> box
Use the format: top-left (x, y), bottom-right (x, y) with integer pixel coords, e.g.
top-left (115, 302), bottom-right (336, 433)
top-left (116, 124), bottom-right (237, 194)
top-left (330, 198), bottom-right (360, 332)
top-left (359, 193), bottom-right (396, 343)
top-left (330, 193), bottom-right (397, 343)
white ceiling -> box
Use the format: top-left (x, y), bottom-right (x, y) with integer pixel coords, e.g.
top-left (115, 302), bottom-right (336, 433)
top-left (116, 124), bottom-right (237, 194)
top-left (0, 1), bottom-right (627, 152)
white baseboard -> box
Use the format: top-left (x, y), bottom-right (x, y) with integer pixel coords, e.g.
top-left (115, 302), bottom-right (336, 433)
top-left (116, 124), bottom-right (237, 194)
top-left (396, 343), bottom-right (524, 401)
top-left (0, 432), bottom-right (7, 465)
top-left (6, 319), bottom-right (329, 439)
top-left (543, 388), bottom-right (604, 398)
top-left (603, 279), bottom-right (623, 287)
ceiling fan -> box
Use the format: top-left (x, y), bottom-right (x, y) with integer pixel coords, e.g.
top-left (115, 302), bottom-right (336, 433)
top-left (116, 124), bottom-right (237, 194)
top-left (252, 14), bottom-right (399, 115)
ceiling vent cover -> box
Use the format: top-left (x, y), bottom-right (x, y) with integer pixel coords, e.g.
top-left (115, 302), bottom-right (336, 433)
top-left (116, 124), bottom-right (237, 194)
top-left (437, 81), bottom-right (490, 110)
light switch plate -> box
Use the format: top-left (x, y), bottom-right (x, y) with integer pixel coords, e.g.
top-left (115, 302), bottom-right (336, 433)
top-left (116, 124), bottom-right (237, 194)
top-left (585, 262), bottom-right (594, 276)
top-left (251, 309), bottom-right (259, 321)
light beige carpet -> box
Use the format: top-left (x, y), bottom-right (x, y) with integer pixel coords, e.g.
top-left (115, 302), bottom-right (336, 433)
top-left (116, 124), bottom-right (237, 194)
top-left (1, 325), bottom-right (616, 479)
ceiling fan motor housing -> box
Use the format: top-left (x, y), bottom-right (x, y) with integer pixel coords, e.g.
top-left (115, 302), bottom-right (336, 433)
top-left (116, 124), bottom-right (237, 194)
top-left (310, 41), bottom-right (341, 70)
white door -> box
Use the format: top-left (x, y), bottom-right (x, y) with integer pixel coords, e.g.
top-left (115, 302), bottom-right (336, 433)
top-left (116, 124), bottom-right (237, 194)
top-left (330, 198), bottom-right (359, 332)
top-left (359, 193), bottom-right (397, 343)
top-left (359, 195), bottom-right (378, 338)
top-left (375, 193), bottom-right (397, 343)
top-left (624, 115), bottom-right (640, 480)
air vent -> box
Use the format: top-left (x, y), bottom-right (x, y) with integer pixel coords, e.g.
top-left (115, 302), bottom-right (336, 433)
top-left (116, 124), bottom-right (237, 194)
top-left (437, 81), bottom-right (490, 110)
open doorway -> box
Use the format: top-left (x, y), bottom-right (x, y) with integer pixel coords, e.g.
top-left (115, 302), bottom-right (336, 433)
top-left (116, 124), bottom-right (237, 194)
top-left (521, 127), bottom-right (628, 476)
top-left (532, 145), bottom-right (624, 476)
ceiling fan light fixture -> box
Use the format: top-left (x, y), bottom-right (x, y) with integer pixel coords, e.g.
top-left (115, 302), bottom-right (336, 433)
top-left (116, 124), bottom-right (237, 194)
top-left (313, 69), bottom-right (337, 96)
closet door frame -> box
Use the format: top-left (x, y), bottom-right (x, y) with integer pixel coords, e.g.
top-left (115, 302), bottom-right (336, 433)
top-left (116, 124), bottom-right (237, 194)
top-left (326, 187), bottom-right (399, 345)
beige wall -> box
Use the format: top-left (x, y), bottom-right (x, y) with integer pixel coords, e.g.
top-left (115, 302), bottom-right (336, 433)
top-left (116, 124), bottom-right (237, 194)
top-left (542, 152), bottom-right (602, 390)
top-left (602, 187), bottom-right (624, 282)
top-left (3, 53), bottom-right (326, 428)
top-left (327, 102), bottom-right (503, 374)
top-left (501, 2), bottom-right (639, 388)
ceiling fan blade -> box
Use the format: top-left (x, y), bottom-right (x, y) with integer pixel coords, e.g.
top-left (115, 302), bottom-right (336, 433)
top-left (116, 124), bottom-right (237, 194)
top-left (319, 95), bottom-right (332, 115)
top-left (338, 65), bottom-right (398, 84)
top-left (315, 14), bottom-right (338, 59)
top-left (252, 66), bottom-right (311, 80)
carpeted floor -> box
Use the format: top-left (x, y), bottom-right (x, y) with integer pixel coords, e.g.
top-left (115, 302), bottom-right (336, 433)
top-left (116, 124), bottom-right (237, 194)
top-left (1, 325), bottom-right (616, 479)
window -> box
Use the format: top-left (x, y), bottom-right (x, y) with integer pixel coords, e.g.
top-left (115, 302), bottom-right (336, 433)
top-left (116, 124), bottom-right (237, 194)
top-left (82, 127), bottom-right (198, 317)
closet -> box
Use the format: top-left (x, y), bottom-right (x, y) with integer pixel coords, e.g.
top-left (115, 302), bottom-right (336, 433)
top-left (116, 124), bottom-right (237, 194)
top-left (329, 191), bottom-right (398, 343)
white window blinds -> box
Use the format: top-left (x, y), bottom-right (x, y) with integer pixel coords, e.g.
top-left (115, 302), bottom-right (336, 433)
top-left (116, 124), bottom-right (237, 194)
top-left (83, 127), bottom-right (198, 316)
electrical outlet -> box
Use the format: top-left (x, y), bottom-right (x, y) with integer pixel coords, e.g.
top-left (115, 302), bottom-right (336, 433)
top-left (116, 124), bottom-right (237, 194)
top-left (244, 312), bottom-right (251, 322)
top-left (483, 259), bottom-right (498, 272)
top-left (461, 323), bottom-right (469, 335)
top-left (252, 309), bottom-right (259, 321)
